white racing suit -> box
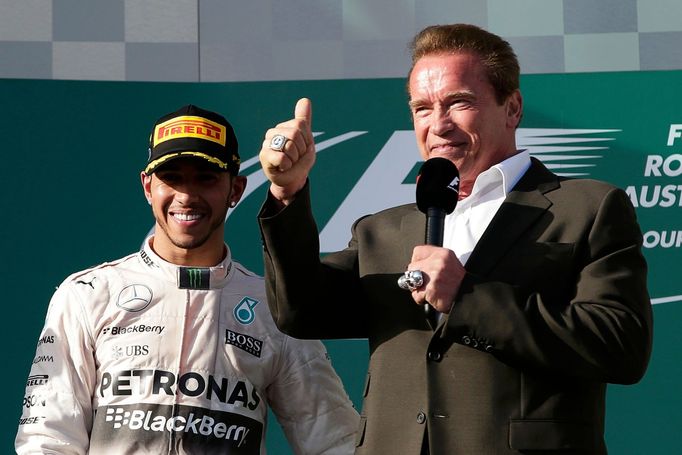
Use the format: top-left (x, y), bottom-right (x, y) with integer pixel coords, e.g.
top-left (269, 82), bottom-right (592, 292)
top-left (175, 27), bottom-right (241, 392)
top-left (16, 240), bottom-right (358, 454)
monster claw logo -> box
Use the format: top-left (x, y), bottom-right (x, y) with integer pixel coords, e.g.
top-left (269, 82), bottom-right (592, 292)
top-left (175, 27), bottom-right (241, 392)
top-left (233, 297), bottom-right (259, 325)
top-left (179, 267), bottom-right (210, 290)
top-left (188, 269), bottom-right (202, 288)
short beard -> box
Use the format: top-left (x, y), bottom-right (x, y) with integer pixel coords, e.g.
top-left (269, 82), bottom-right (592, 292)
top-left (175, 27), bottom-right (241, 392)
top-left (160, 207), bottom-right (227, 250)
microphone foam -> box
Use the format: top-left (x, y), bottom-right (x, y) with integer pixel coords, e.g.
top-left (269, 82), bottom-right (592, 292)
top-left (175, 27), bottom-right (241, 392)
top-left (416, 157), bottom-right (459, 214)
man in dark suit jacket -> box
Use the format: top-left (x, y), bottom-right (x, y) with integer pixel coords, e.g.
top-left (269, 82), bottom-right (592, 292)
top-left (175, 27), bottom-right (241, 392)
top-left (256, 24), bottom-right (653, 454)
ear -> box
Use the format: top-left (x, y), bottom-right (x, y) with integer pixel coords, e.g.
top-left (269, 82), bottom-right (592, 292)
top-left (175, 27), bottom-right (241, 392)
top-left (228, 175), bottom-right (247, 206)
top-left (505, 90), bottom-right (523, 129)
top-left (140, 171), bottom-right (153, 205)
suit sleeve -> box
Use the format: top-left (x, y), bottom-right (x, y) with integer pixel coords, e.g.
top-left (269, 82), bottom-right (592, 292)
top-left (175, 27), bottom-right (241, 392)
top-left (259, 182), bottom-right (368, 339)
top-left (446, 187), bottom-right (653, 384)
top-left (15, 281), bottom-right (97, 454)
top-left (267, 336), bottom-right (360, 455)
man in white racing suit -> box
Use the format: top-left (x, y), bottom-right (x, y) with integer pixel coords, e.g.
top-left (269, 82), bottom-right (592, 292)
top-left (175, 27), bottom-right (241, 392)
top-left (16, 104), bottom-right (359, 454)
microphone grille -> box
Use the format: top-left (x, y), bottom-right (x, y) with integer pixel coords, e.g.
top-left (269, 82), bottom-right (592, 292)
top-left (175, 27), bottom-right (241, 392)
top-left (416, 157), bottom-right (459, 214)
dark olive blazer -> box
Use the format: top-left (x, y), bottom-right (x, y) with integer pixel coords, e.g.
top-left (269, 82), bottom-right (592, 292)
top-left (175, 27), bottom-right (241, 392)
top-left (259, 158), bottom-right (653, 455)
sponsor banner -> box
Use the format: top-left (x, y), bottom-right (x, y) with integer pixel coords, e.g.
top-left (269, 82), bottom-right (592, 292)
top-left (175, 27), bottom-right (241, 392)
top-left (22, 393), bottom-right (47, 409)
top-left (101, 324), bottom-right (165, 336)
top-left (18, 416), bottom-right (45, 426)
top-left (225, 329), bottom-right (263, 358)
top-left (154, 116), bottom-right (227, 147)
top-left (25, 375), bottom-right (49, 388)
top-left (36, 335), bottom-right (54, 347)
top-left (98, 368), bottom-right (261, 411)
top-left (111, 344), bottom-right (149, 360)
top-left (116, 284), bottom-right (153, 312)
top-left (179, 267), bottom-right (211, 290)
top-left (4, 72), bottom-right (682, 454)
top-left (88, 403), bottom-right (262, 455)
top-left (233, 297), bottom-right (259, 325)
top-left (32, 355), bottom-right (53, 365)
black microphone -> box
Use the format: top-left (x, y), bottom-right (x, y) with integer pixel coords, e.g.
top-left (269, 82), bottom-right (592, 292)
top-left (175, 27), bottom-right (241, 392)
top-left (415, 157), bottom-right (459, 326)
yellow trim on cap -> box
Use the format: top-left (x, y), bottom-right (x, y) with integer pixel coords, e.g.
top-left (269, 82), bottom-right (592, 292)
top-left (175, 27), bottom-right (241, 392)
top-left (153, 115), bottom-right (227, 147)
top-left (144, 151), bottom-right (228, 174)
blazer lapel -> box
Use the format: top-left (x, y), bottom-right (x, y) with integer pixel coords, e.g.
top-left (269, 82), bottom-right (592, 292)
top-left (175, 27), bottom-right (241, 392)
top-left (464, 159), bottom-right (560, 276)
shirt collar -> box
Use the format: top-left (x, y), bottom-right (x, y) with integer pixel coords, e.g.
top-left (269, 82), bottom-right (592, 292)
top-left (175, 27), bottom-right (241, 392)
top-left (139, 237), bottom-right (234, 289)
top-left (461, 150), bottom-right (531, 206)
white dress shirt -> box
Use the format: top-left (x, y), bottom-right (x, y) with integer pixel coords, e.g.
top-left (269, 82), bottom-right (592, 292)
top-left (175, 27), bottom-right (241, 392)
top-left (443, 151), bottom-right (531, 265)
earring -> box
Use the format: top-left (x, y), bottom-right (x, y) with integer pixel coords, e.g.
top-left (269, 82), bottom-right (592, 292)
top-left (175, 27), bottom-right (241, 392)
top-left (229, 201), bottom-right (237, 208)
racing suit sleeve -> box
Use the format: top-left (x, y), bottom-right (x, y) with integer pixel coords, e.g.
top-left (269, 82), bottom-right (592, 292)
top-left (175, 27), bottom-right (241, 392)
top-left (267, 336), bottom-right (359, 455)
top-left (15, 280), bottom-right (97, 454)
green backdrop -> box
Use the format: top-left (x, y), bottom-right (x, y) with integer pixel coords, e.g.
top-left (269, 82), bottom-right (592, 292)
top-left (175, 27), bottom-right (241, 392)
top-left (2, 71), bottom-right (680, 453)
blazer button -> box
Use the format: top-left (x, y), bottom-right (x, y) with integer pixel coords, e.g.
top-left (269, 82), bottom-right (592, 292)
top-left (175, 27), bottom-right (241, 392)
top-left (428, 351), bottom-right (441, 361)
top-left (416, 412), bottom-right (426, 424)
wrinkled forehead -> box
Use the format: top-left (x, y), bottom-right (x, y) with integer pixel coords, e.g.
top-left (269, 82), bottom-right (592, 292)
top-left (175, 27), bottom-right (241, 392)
top-left (409, 51), bottom-right (486, 87)
top-left (409, 52), bottom-right (490, 94)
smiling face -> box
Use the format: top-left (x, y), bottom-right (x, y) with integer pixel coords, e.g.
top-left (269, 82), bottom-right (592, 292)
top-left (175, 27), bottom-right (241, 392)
top-left (408, 52), bottom-right (522, 198)
top-left (141, 158), bottom-right (246, 266)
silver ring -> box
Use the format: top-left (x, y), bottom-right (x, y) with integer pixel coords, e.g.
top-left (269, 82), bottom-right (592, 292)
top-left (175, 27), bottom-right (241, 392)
top-left (397, 270), bottom-right (424, 291)
top-left (269, 134), bottom-right (288, 152)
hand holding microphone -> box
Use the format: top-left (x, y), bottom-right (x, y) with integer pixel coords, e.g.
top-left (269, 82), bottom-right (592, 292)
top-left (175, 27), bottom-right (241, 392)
top-left (399, 157), bottom-right (464, 326)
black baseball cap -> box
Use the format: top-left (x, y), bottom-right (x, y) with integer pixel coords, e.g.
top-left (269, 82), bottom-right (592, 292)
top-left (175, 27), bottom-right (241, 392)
top-left (144, 104), bottom-right (240, 175)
